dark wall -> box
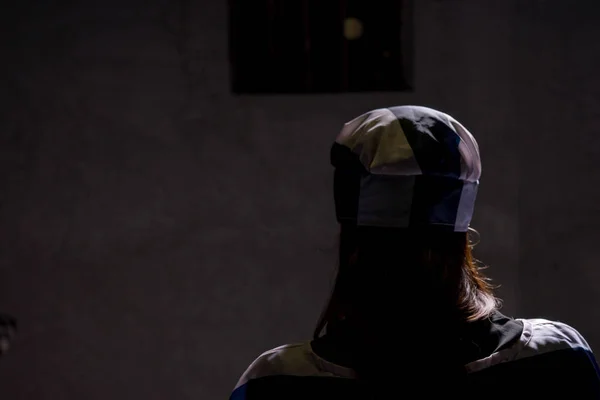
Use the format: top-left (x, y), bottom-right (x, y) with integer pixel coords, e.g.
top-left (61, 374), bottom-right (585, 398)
top-left (516, 0), bottom-right (600, 350)
top-left (1, 1), bottom-right (599, 398)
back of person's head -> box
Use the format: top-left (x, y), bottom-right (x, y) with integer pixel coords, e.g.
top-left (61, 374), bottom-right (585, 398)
top-left (314, 106), bottom-right (497, 397)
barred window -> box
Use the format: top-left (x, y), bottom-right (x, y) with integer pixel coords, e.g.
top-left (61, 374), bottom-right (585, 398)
top-left (228, 0), bottom-right (413, 94)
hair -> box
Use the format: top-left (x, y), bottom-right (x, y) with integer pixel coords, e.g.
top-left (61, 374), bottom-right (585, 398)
top-left (312, 224), bottom-right (499, 396)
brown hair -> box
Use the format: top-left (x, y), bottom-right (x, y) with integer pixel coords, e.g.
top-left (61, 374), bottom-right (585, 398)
top-left (311, 226), bottom-right (499, 396)
top-left (313, 225), bottom-right (498, 339)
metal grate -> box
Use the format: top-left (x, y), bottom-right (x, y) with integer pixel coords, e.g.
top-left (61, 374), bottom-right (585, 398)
top-left (228, 0), bottom-right (413, 94)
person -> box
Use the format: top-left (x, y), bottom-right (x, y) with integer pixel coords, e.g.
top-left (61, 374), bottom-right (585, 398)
top-left (0, 313), bottom-right (16, 358)
top-left (229, 105), bottom-right (600, 399)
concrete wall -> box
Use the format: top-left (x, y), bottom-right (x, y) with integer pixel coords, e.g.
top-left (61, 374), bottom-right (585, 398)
top-left (0, 0), bottom-right (598, 398)
top-left (515, 0), bottom-right (600, 333)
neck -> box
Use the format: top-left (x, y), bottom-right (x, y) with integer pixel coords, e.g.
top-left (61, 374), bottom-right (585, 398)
top-left (312, 312), bottom-right (500, 370)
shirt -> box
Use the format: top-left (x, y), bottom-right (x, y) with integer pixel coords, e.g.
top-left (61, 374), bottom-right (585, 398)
top-left (230, 317), bottom-right (600, 399)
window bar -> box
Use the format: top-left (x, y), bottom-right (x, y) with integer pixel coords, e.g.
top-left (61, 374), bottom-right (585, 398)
top-left (267, 0), bottom-right (275, 60)
top-left (302, 0), bottom-right (312, 92)
top-left (340, 0), bottom-right (348, 91)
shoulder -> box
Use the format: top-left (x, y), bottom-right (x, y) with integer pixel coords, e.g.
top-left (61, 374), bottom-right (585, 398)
top-left (508, 317), bottom-right (600, 378)
top-left (522, 318), bottom-right (593, 355)
top-left (467, 317), bottom-right (598, 375)
top-left (232, 342), bottom-right (321, 391)
top-left (472, 318), bottom-right (600, 395)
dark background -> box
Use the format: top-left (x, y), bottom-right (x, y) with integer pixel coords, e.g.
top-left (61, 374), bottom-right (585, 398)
top-left (1, 0), bottom-right (600, 399)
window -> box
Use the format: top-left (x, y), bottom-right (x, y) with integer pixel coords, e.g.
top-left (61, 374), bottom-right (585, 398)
top-left (228, 0), bottom-right (413, 94)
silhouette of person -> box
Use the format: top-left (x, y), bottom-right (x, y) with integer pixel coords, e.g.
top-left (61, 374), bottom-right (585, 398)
top-left (230, 106), bottom-right (600, 399)
top-left (0, 313), bottom-right (16, 358)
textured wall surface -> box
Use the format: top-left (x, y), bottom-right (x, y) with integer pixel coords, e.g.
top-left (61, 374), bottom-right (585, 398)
top-left (0, 0), bottom-right (599, 399)
top-left (515, 0), bottom-right (600, 344)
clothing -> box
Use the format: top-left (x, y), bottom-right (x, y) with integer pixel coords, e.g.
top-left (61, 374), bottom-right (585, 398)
top-left (230, 316), bottom-right (600, 399)
top-left (332, 106), bottom-right (480, 232)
